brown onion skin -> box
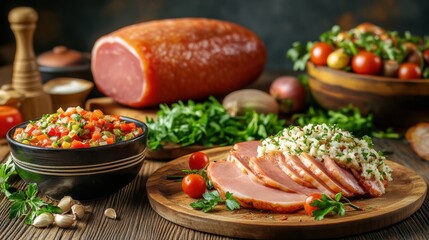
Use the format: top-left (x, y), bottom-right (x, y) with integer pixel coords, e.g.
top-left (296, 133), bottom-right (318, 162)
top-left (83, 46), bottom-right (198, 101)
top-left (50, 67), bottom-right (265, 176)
top-left (269, 76), bottom-right (307, 114)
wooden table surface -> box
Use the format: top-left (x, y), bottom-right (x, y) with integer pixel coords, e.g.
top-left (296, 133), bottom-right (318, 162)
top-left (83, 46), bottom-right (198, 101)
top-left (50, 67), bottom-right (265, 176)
top-left (1, 65), bottom-right (429, 239)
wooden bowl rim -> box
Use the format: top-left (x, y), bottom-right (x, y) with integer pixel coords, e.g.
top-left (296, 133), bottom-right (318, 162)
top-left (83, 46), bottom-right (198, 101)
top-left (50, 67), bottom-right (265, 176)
top-left (307, 62), bottom-right (429, 84)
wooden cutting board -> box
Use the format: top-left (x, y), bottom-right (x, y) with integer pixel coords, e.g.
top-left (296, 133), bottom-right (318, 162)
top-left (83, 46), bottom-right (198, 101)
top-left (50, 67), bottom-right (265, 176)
top-left (146, 146), bottom-right (427, 239)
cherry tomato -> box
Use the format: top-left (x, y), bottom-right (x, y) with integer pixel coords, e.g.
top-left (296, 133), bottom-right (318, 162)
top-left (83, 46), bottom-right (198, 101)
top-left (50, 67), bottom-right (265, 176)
top-left (189, 151), bottom-right (209, 170)
top-left (351, 51), bottom-right (382, 75)
top-left (398, 62), bottom-right (422, 79)
top-left (310, 42), bottom-right (334, 66)
top-left (0, 106), bottom-right (23, 138)
top-left (304, 193), bottom-right (323, 216)
top-left (181, 174), bottom-right (206, 198)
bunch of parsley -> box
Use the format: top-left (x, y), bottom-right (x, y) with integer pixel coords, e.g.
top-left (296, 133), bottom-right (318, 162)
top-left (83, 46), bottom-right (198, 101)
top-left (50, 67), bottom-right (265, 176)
top-left (0, 157), bottom-right (62, 225)
top-left (146, 97), bottom-right (286, 150)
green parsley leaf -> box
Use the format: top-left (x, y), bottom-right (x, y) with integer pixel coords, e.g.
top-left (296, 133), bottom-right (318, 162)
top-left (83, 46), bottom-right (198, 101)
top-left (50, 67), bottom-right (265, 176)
top-left (190, 190), bottom-right (240, 213)
top-left (146, 97), bottom-right (285, 151)
top-left (310, 192), bottom-right (362, 221)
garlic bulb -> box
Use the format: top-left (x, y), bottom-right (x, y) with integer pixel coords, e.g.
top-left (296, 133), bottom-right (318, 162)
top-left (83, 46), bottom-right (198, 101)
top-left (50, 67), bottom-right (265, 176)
top-left (104, 208), bottom-right (117, 220)
top-left (71, 204), bottom-right (85, 220)
top-left (32, 213), bottom-right (54, 228)
top-left (222, 89), bottom-right (279, 116)
top-left (54, 214), bottom-right (75, 228)
top-left (57, 196), bottom-right (74, 213)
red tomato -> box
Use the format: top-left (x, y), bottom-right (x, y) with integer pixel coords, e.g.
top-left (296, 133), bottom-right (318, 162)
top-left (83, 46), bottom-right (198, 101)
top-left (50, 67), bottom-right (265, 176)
top-left (189, 151), bottom-right (210, 170)
top-left (304, 193), bottom-right (323, 216)
top-left (181, 174), bottom-right (206, 198)
top-left (0, 106), bottom-right (23, 138)
top-left (398, 62), bottom-right (422, 79)
top-left (351, 51), bottom-right (382, 75)
top-left (310, 42), bottom-right (334, 66)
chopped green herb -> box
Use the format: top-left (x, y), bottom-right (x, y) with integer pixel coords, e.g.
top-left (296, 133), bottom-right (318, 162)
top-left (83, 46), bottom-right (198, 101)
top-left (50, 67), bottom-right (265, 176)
top-left (146, 97), bottom-right (286, 150)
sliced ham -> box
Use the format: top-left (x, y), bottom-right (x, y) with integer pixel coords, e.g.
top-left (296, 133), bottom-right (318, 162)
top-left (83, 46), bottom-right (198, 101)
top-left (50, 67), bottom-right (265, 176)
top-left (299, 153), bottom-right (355, 197)
top-left (283, 154), bottom-right (335, 196)
top-left (276, 153), bottom-right (315, 188)
top-left (207, 160), bottom-right (306, 213)
top-left (228, 150), bottom-right (261, 183)
top-left (232, 140), bottom-right (260, 158)
top-left (91, 18), bottom-right (266, 107)
top-left (248, 152), bottom-right (319, 195)
top-left (323, 157), bottom-right (366, 195)
top-left (228, 141), bottom-right (261, 182)
top-left (351, 169), bottom-right (386, 197)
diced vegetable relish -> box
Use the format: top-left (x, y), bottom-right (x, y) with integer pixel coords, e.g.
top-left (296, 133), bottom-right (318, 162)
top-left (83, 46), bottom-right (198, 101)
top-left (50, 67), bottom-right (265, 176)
top-left (12, 106), bottom-right (144, 149)
top-left (258, 124), bottom-right (392, 181)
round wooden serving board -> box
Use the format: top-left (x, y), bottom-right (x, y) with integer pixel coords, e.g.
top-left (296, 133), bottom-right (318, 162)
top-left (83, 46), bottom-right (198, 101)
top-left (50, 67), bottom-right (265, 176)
top-left (146, 146), bottom-right (427, 239)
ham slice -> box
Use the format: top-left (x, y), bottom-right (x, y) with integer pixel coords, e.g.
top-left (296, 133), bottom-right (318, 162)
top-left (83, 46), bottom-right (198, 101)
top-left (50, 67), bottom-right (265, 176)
top-left (91, 18), bottom-right (266, 107)
top-left (283, 154), bottom-right (335, 196)
top-left (248, 152), bottom-right (319, 195)
top-left (323, 157), bottom-right (366, 195)
top-left (276, 154), bottom-right (315, 188)
top-left (228, 141), bottom-right (261, 182)
top-left (298, 153), bottom-right (355, 197)
top-left (207, 160), bottom-right (306, 213)
top-left (351, 169), bottom-right (386, 197)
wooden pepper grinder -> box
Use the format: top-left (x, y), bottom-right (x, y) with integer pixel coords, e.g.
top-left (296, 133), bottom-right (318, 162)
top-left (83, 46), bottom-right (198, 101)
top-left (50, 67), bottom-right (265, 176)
top-left (8, 7), bottom-right (52, 120)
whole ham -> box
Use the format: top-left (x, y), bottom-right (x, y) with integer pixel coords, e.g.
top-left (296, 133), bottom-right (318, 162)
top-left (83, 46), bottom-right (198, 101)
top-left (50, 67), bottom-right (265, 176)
top-left (91, 18), bottom-right (266, 107)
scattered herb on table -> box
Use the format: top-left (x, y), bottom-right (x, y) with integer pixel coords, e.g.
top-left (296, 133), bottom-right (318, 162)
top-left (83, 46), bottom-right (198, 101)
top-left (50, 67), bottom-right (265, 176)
top-left (190, 190), bottom-right (240, 213)
top-left (310, 192), bottom-right (362, 221)
top-left (293, 105), bottom-right (400, 139)
top-left (146, 96), bottom-right (286, 150)
top-left (0, 157), bottom-right (62, 225)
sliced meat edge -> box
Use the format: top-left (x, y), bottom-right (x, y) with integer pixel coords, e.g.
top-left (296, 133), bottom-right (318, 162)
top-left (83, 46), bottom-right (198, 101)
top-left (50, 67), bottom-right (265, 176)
top-left (207, 160), bottom-right (306, 213)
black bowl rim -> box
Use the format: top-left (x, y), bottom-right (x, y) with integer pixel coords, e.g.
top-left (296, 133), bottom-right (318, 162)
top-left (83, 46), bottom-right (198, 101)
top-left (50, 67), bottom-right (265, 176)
top-left (307, 62), bottom-right (429, 84)
top-left (6, 116), bottom-right (148, 152)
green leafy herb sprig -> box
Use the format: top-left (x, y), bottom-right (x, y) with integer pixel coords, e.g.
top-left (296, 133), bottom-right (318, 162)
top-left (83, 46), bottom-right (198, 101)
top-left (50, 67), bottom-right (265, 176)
top-left (190, 190), bottom-right (240, 213)
top-left (0, 157), bottom-right (62, 225)
top-left (293, 105), bottom-right (400, 139)
top-left (311, 192), bottom-right (362, 221)
top-left (146, 97), bottom-right (286, 150)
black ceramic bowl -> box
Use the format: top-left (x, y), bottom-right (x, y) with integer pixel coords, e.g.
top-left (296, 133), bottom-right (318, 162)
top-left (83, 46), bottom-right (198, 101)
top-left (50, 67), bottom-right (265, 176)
top-left (6, 117), bottom-right (148, 200)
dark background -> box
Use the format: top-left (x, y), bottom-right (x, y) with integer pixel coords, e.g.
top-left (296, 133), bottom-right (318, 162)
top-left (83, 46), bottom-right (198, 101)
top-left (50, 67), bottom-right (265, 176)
top-left (1, 0), bottom-right (428, 71)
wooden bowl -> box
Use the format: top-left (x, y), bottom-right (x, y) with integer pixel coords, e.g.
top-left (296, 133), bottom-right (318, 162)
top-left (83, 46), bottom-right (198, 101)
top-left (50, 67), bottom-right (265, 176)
top-left (43, 78), bottom-right (94, 111)
top-left (307, 62), bottom-right (429, 128)
top-left (6, 117), bottom-right (148, 200)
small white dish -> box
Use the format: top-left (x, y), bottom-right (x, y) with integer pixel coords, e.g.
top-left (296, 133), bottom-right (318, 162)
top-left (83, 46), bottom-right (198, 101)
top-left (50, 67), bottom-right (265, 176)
top-left (43, 78), bottom-right (94, 111)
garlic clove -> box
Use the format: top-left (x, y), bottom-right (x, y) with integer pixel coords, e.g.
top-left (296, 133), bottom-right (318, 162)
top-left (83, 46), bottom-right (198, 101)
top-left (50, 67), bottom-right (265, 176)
top-left (222, 89), bottom-right (279, 116)
top-left (57, 196), bottom-right (74, 213)
top-left (54, 214), bottom-right (75, 228)
top-left (71, 204), bottom-right (85, 220)
top-left (32, 212), bottom-right (54, 228)
top-left (104, 208), bottom-right (117, 220)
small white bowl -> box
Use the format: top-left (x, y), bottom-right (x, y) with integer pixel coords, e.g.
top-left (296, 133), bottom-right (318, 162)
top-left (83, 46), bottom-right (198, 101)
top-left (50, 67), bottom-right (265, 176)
top-left (43, 78), bottom-right (94, 111)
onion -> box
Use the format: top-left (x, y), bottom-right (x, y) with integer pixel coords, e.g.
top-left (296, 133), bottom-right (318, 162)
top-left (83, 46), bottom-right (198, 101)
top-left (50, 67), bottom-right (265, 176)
top-left (222, 89), bottom-right (279, 116)
top-left (269, 76), bottom-right (307, 114)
